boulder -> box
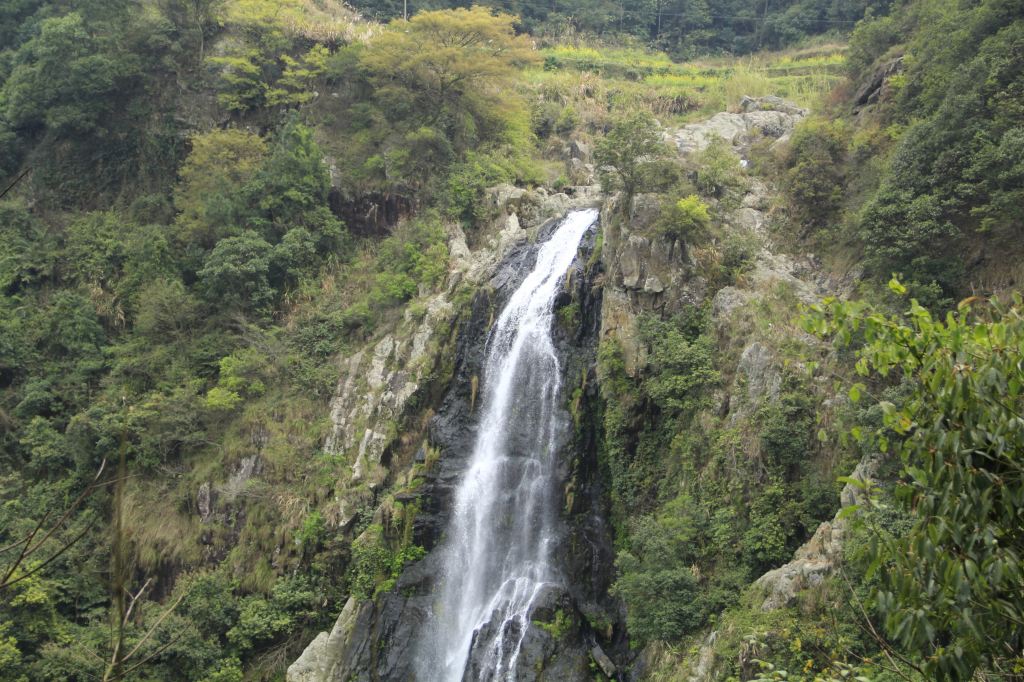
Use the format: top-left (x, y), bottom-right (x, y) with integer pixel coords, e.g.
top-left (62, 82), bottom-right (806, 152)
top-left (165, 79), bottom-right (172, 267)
top-left (569, 138), bottom-right (592, 161)
top-left (737, 341), bottom-right (781, 406)
top-left (287, 632), bottom-right (330, 682)
top-left (672, 98), bottom-right (806, 156)
top-left (711, 286), bottom-right (752, 321)
top-left (196, 482), bottom-right (213, 521)
top-left (754, 521), bottom-right (844, 611)
top-left (740, 95), bottom-right (808, 117)
top-left (485, 183), bottom-right (527, 213)
top-left (591, 644), bottom-right (617, 678)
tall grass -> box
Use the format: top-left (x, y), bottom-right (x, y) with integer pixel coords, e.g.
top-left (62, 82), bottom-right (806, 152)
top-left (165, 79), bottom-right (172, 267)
top-left (529, 42), bottom-right (847, 122)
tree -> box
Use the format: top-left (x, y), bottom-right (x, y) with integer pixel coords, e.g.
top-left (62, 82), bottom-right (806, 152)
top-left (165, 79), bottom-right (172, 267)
top-left (656, 194), bottom-right (711, 255)
top-left (156, 0), bottom-right (222, 61)
top-left (693, 136), bottom-right (744, 197)
top-left (784, 120), bottom-right (846, 227)
top-left (1, 13), bottom-right (137, 135)
top-left (594, 109), bottom-right (676, 210)
top-left (196, 232), bottom-right (275, 315)
top-left (243, 119), bottom-right (339, 245)
top-left (266, 45), bottom-right (329, 107)
top-left (805, 284), bottom-right (1024, 680)
top-left (359, 7), bottom-right (538, 148)
top-left (174, 130), bottom-right (267, 250)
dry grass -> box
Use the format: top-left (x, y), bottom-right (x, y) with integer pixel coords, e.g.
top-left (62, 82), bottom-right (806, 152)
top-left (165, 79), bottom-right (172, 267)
top-left (528, 41), bottom-right (847, 125)
top-left (124, 481), bottom-right (202, 572)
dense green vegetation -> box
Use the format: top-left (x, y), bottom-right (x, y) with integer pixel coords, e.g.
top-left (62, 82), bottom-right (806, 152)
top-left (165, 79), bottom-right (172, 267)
top-left (1, 0), bottom-right (1022, 679)
top-left (586, 0), bottom-right (1024, 678)
top-left (778, 0), bottom-right (1024, 307)
top-left (0, 2), bottom-right (470, 678)
top-left (806, 286), bottom-right (1024, 680)
top-left (347, 0), bottom-right (894, 58)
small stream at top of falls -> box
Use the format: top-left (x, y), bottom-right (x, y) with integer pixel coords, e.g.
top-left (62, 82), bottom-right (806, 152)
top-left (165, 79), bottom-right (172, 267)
top-left (413, 208), bottom-right (600, 682)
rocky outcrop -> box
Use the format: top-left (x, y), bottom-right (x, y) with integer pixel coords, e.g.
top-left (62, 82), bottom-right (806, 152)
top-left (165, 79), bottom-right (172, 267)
top-left (736, 341), bottom-right (781, 407)
top-left (753, 454), bottom-right (882, 611)
top-left (601, 96), bottom-right (811, 379)
top-left (320, 185), bottom-right (602, 528)
top-left (292, 95), bottom-right (859, 682)
top-left (605, 97), bottom-right (871, 681)
top-left (289, 184), bottom-right (617, 682)
top-left (853, 55), bottom-right (904, 109)
top-left (670, 96), bottom-right (807, 155)
top-left (599, 193), bottom-right (705, 376)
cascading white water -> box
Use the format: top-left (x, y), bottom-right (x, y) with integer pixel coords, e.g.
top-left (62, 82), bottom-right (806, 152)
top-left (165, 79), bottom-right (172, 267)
top-left (414, 209), bottom-right (599, 682)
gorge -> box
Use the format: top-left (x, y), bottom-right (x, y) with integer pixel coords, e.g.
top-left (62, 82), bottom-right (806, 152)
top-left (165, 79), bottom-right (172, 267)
top-left (3, 2), bottom-right (1022, 680)
top-left (415, 209), bottom-right (598, 681)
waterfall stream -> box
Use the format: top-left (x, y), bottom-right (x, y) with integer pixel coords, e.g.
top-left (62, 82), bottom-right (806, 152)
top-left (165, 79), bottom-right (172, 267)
top-left (414, 209), bottom-right (599, 681)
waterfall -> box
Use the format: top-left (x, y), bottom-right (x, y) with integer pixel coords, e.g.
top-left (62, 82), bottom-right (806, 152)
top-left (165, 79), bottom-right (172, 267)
top-left (414, 209), bottom-right (599, 681)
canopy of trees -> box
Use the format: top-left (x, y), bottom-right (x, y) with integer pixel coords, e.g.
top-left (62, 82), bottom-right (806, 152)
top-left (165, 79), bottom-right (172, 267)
top-left (347, 0), bottom-right (896, 56)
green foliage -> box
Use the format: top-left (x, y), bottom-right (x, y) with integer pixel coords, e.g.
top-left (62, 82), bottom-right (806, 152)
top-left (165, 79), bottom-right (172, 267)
top-left (208, 52), bottom-right (269, 113)
top-left (332, 7), bottom-right (539, 201)
top-left (177, 571), bottom-right (241, 640)
top-left (656, 194), bottom-right (711, 249)
top-left (750, 659), bottom-right (871, 682)
top-left (612, 497), bottom-right (707, 643)
top-left (200, 657), bottom-right (244, 682)
top-left (805, 289), bottom-right (1024, 680)
top-left (360, 7), bottom-right (537, 139)
top-left (197, 231), bottom-right (276, 315)
top-left (845, 0), bottom-right (1024, 299)
top-left (639, 315), bottom-right (718, 414)
top-left (174, 121), bottom-right (344, 286)
top-left (347, 0), bottom-right (891, 57)
top-left (604, 297), bottom-right (841, 649)
top-left (205, 2), bottom-right (331, 114)
top-left (694, 137), bottom-right (745, 198)
top-left (245, 119), bottom-right (340, 246)
top-left (2, 12), bottom-right (135, 134)
top-left (757, 388), bottom-right (814, 478)
top-left (0, 201), bottom-right (50, 294)
top-left (443, 151), bottom-right (540, 227)
top-left (368, 215), bottom-right (449, 309)
top-left (296, 510), bottom-right (326, 550)
top-left (226, 576), bottom-right (318, 653)
top-left (846, 10), bottom-right (904, 77)
top-left (0, 3), bottom-right (189, 204)
top-left (594, 109), bottom-right (677, 208)
top-left (784, 120), bottom-right (847, 226)
top-left (267, 45), bottom-right (329, 107)
top-left (134, 278), bottom-right (199, 340)
top-left (346, 525), bottom-right (426, 600)
top-left (534, 609), bottom-right (574, 640)
top-left (174, 129), bottom-right (267, 250)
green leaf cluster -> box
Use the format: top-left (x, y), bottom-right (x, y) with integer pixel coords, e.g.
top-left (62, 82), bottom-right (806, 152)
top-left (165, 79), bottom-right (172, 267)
top-left (805, 290), bottom-right (1024, 679)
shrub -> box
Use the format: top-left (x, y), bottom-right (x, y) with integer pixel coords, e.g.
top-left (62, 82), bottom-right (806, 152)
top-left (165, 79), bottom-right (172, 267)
top-left (656, 194), bottom-right (711, 250)
top-left (694, 137), bottom-right (745, 197)
top-left (595, 109), bottom-right (676, 209)
top-left (784, 120), bottom-right (847, 226)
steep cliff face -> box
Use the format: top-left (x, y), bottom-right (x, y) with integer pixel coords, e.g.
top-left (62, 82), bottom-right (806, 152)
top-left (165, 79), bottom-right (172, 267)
top-left (291, 96), bottom-right (867, 682)
top-left (596, 97), bottom-right (875, 681)
top-left (288, 187), bottom-right (624, 681)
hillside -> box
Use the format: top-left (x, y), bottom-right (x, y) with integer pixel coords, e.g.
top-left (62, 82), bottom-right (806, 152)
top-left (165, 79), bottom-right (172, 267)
top-left (0, 1), bottom-right (1022, 681)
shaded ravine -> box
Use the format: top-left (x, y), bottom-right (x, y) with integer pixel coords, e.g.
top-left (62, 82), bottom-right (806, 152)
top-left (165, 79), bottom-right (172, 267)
top-left (414, 209), bottom-right (600, 681)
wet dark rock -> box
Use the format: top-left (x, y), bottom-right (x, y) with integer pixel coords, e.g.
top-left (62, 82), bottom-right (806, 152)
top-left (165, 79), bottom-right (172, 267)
top-left (853, 56), bottom-right (904, 108)
top-left (290, 214), bottom-right (622, 682)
